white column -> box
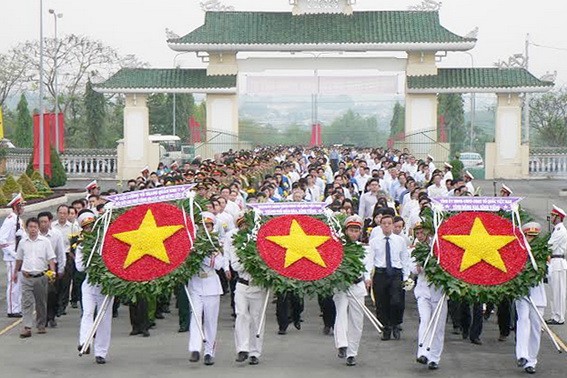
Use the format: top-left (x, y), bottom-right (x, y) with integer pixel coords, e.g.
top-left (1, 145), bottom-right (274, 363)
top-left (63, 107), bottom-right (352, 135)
top-left (204, 93), bottom-right (239, 159)
top-left (485, 93), bottom-right (528, 179)
top-left (118, 94), bottom-right (154, 180)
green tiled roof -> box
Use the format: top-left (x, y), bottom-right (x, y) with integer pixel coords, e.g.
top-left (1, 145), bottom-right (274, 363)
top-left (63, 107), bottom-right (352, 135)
top-left (169, 11), bottom-right (475, 51)
top-left (94, 69), bottom-right (237, 93)
top-left (407, 68), bottom-right (554, 93)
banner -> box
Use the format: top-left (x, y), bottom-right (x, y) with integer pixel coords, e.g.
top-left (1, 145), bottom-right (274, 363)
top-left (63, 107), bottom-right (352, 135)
top-left (0, 106), bottom-right (4, 139)
top-left (247, 202), bottom-right (328, 216)
top-left (32, 114), bottom-right (52, 177)
top-left (107, 184), bottom-right (196, 208)
top-left (310, 123), bottom-right (322, 147)
top-left (430, 196), bottom-right (523, 212)
top-left (48, 113), bottom-right (65, 153)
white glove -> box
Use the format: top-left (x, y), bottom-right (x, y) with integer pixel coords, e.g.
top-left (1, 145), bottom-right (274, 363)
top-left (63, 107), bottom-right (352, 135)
top-left (403, 278), bottom-right (415, 291)
top-left (15, 229), bottom-right (25, 238)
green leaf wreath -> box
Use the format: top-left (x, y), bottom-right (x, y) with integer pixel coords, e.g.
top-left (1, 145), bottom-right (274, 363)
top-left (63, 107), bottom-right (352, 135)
top-left (233, 211), bottom-right (366, 297)
top-left (413, 211), bottom-right (550, 304)
top-left (84, 199), bottom-right (219, 303)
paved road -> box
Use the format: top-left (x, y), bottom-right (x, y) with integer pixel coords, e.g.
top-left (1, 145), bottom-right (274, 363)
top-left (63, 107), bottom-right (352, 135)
top-left (1, 179), bottom-right (567, 377)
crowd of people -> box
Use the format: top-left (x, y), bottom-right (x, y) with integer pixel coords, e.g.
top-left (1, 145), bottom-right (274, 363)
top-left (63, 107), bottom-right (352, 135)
top-left (1, 145), bottom-right (566, 373)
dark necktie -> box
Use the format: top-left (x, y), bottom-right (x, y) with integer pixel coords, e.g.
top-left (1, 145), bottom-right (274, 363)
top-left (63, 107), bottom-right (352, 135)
top-left (385, 236), bottom-right (393, 276)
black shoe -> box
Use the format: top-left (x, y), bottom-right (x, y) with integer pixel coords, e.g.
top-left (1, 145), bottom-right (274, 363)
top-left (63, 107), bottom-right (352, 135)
top-left (462, 331), bottom-right (469, 340)
top-left (204, 354), bottom-right (214, 366)
top-left (71, 302), bottom-right (78, 309)
top-left (235, 351), bottom-right (249, 362)
top-left (95, 356), bottom-right (106, 364)
top-left (525, 366), bottom-right (536, 374)
top-left (323, 326), bottom-right (331, 335)
top-left (142, 330), bottom-right (150, 337)
top-left (155, 313), bottom-right (165, 320)
top-left (78, 345), bottom-right (91, 355)
top-left (452, 326), bottom-right (461, 335)
top-left (337, 347), bottom-right (347, 359)
top-left (471, 338), bottom-right (483, 345)
top-left (162, 306), bottom-right (171, 314)
top-left (428, 361), bottom-right (439, 370)
top-left (189, 351), bottom-right (200, 363)
top-left (277, 329), bottom-right (287, 335)
top-left (249, 356), bottom-right (259, 365)
top-left (517, 358), bottom-right (528, 368)
top-left (381, 328), bottom-right (391, 341)
top-left (346, 356), bottom-right (356, 366)
top-left (392, 326), bottom-right (401, 340)
top-left (498, 334), bottom-right (508, 342)
top-left (178, 327), bottom-right (189, 333)
top-left (112, 311), bottom-right (118, 318)
top-left (7, 313), bottom-right (22, 318)
top-left (48, 319), bottom-right (57, 328)
top-left (416, 356), bottom-right (429, 365)
top-left (293, 320), bottom-right (301, 330)
top-left (545, 319), bottom-right (564, 325)
top-left (129, 330), bottom-right (141, 336)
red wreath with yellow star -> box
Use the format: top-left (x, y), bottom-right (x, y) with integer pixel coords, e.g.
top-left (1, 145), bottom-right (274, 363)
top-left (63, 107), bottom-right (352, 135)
top-left (233, 213), bottom-right (366, 297)
top-left (83, 201), bottom-right (218, 301)
top-left (413, 211), bottom-right (549, 303)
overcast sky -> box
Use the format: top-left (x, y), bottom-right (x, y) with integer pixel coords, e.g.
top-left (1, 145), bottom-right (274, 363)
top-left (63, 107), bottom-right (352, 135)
top-left (1, 0), bottom-right (566, 86)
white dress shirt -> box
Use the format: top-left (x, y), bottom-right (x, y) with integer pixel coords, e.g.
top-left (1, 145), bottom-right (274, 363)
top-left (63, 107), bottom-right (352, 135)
top-left (41, 229), bottom-right (66, 275)
top-left (368, 233), bottom-right (410, 280)
top-left (16, 235), bottom-right (56, 274)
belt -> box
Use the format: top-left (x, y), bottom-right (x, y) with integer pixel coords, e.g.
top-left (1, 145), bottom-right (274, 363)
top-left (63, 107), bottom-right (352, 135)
top-left (198, 271), bottom-right (216, 279)
top-left (551, 255), bottom-right (565, 259)
top-left (353, 276), bottom-right (364, 285)
top-left (237, 278), bottom-right (250, 286)
top-left (375, 267), bottom-right (402, 273)
top-left (22, 271), bottom-right (45, 278)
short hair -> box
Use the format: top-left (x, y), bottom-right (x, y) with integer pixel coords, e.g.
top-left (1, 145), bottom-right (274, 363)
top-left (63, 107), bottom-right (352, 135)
top-left (56, 204), bottom-right (69, 212)
top-left (380, 214), bottom-right (394, 223)
top-left (37, 211), bottom-right (53, 221)
top-left (393, 216), bottom-right (405, 225)
top-left (26, 217), bottom-right (40, 227)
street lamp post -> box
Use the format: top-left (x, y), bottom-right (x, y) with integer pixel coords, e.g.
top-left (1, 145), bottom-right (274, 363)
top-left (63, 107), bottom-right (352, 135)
top-left (464, 52), bottom-right (476, 151)
top-left (39, 0), bottom-right (45, 177)
top-left (49, 8), bottom-right (63, 152)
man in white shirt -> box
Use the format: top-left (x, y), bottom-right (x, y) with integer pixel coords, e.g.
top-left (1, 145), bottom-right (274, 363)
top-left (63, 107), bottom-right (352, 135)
top-left (546, 205), bottom-right (567, 325)
top-left (358, 179), bottom-right (380, 221)
top-left (38, 211), bottom-right (66, 328)
top-left (368, 215), bottom-right (410, 341)
top-left (442, 163), bottom-right (454, 184)
top-left (354, 166), bottom-right (371, 195)
top-left (14, 217), bottom-right (56, 338)
top-left (51, 204), bottom-right (74, 316)
top-left (464, 171), bottom-right (475, 195)
top-left (0, 193), bottom-right (25, 317)
top-left (427, 174), bottom-right (448, 198)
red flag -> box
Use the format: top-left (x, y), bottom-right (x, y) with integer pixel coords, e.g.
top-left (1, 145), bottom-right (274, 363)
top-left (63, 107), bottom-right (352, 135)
top-left (189, 116), bottom-right (202, 143)
top-left (33, 113), bottom-right (52, 177)
top-left (310, 123), bottom-right (322, 147)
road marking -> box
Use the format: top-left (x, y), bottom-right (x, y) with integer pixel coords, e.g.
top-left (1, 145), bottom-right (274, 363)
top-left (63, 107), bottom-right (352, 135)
top-left (0, 318), bottom-right (22, 336)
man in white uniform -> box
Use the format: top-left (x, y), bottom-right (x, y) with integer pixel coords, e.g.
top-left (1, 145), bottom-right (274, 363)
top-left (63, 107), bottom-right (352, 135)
top-left (516, 222), bottom-right (546, 374)
top-left (0, 193), bottom-right (25, 317)
top-left (75, 210), bottom-right (114, 364)
top-left (333, 215), bottom-right (372, 367)
top-left (227, 217), bottom-right (268, 366)
top-left (546, 205), bottom-right (567, 325)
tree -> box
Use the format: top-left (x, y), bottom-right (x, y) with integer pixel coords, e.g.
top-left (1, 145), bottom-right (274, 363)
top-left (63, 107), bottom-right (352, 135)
top-left (13, 94), bottom-right (33, 148)
top-left (83, 79), bottom-right (106, 148)
top-left (323, 109), bottom-right (386, 147)
top-left (148, 93), bottom-right (196, 142)
top-left (438, 93), bottom-right (465, 155)
top-left (389, 102), bottom-right (405, 138)
top-left (0, 46), bottom-right (30, 107)
top-left (530, 89), bottom-right (567, 147)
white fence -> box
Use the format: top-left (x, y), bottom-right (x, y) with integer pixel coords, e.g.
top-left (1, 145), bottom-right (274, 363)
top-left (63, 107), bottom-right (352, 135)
top-left (5, 148), bottom-right (118, 178)
top-left (529, 148), bottom-right (567, 178)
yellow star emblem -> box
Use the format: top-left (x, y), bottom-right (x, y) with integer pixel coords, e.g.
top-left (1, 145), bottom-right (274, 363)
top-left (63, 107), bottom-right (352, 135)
top-left (442, 217), bottom-right (515, 273)
top-left (113, 209), bottom-right (183, 269)
top-left (266, 219), bottom-right (330, 268)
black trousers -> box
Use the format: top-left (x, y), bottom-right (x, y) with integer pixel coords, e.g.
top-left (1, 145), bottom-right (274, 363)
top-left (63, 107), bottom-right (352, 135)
top-left (448, 299), bottom-right (462, 329)
top-left (318, 295), bottom-right (336, 328)
top-left (71, 271), bottom-right (86, 305)
top-left (57, 255), bottom-right (74, 313)
top-left (497, 299), bottom-right (512, 337)
top-left (372, 269), bottom-right (404, 329)
top-left (461, 302), bottom-right (483, 341)
top-left (129, 298), bottom-right (150, 332)
top-left (46, 280), bottom-right (59, 323)
top-left (276, 292), bottom-right (304, 331)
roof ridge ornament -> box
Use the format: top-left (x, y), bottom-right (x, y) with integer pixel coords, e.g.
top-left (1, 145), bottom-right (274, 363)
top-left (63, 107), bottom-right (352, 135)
top-left (495, 53), bottom-right (527, 69)
top-left (290, 0), bottom-right (356, 15)
top-left (540, 71), bottom-right (557, 82)
top-left (408, 0), bottom-right (442, 11)
top-left (465, 26), bottom-right (479, 40)
top-left (165, 28), bottom-right (180, 41)
top-left (200, 0), bottom-right (235, 12)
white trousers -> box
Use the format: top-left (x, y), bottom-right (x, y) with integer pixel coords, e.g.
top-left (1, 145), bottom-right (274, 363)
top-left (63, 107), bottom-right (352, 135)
top-left (416, 297), bottom-right (448, 364)
top-left (515, 298), bottom-right (544, 368)
top-left (188, 293), bottom-right (220, 356)
top-left (5, 261), bottom-right (21, 314)
top-left (333, 286), bottom-right (365, 357)
top-left (234, 283), bottom-right (267, 358)
top-left (79, 281), bottom-right (114, 359)
top-left (549, 270), bottom-right (566, 323)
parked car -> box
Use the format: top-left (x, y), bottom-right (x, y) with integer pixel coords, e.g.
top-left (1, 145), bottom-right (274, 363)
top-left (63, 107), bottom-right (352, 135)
top-left (459, 152), bottom-right (484, 168)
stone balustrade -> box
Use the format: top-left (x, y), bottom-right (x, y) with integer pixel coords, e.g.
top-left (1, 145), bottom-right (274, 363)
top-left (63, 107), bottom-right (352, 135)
top-left (4, 148), bottom-right (118, 178)
top-left (529, 150), bottom-right (567, 178)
